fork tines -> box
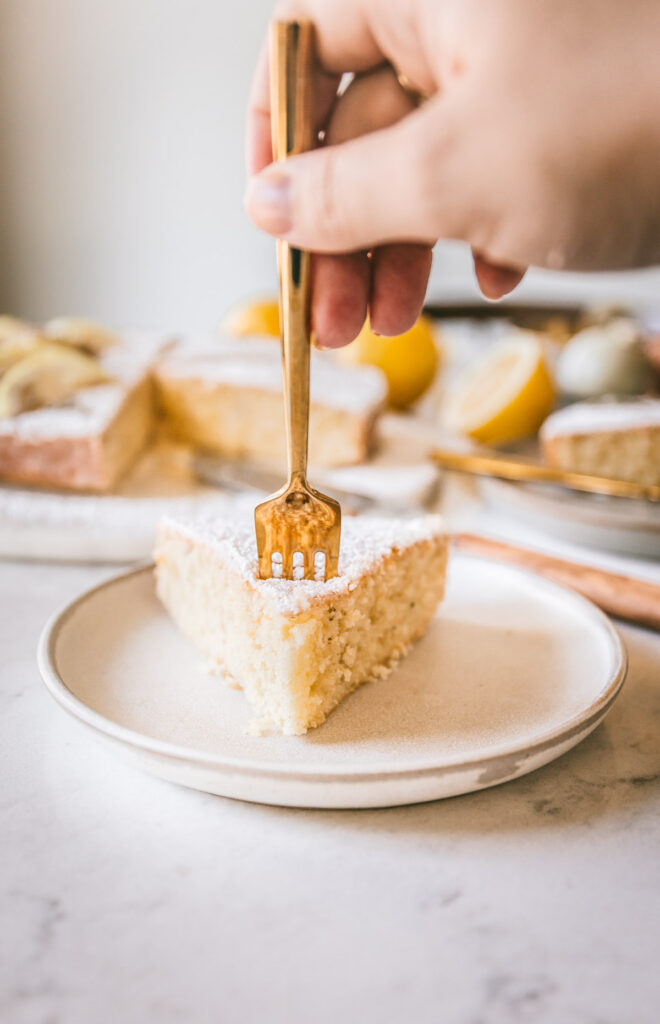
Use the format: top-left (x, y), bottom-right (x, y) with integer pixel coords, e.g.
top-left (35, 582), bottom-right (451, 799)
top-left (255, 484), bottom-right (341, 582)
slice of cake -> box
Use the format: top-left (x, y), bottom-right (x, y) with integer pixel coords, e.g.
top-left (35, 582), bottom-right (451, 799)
top-left (0, 328), bottom-right (169, 492)
top-left (155, 512), bottom-right (448, 735)
top-left (154, 338), bottom-right (387, 467)
top-left (540, 399), bottom-right (660, 486)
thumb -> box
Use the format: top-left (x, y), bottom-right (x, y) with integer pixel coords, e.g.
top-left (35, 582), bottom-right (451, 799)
top-left (244, 102), bottom-right (458, 252)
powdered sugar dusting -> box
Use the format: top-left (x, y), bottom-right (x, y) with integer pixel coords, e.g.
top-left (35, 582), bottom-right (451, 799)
top-left (0, 383), bottom-right (132, 439)
top-left (159, 510), bottom-right (445, 616)
top-left (541, 399), bottom-right (660, 439)
top-left (0, 330), bottom-right (171, 440)
top-left (157, 337), bottom-right (387, 415)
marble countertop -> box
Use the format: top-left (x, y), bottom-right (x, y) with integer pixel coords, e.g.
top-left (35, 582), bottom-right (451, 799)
top-left (2, 485), bottom-right (659, 1024)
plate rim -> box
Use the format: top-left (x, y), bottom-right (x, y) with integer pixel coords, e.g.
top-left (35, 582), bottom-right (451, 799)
top-left (480, 474), bottom-right (660, 534)
top-left (37, 554), bottom-right (628, 785)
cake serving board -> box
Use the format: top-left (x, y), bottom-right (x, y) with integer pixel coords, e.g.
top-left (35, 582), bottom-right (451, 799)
top-left (0, 442), bottom-right (229, 563)
top-left (38, 553), bottom-right (626, 809)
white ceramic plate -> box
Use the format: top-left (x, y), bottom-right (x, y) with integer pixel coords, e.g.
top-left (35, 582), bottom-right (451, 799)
top-left (38, 553), bottom-right (626, 809)
top-left (480, 476), bottom-right (660, 559)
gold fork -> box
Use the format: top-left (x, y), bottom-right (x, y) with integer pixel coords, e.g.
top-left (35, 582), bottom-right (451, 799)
top-left (254, 20), bottom-right (341, 582)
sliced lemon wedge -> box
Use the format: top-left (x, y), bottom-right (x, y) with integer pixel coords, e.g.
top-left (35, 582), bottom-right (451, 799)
top-left (0, 343), bottom-right (110, 418)
top-left (44, 317), bottom-right (119, 354)
top-left (0, 316), bottom-right (45, 374)
top-left (337, 316), bottom-right (441, 409)
top-left (445, 331), bottom-right (556, 445)
top-left (221, 298), bottom-right (280, 339)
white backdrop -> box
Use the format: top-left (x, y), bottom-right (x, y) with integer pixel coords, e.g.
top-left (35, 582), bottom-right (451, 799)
top-left (1, 0), bottom-right (659, 332)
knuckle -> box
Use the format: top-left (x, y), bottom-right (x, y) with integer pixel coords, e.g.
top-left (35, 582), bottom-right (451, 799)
top-left (406, 109), bottom-right (464, 239)
top-left (273, 0), bottom-right (307, 19)
top-left (318, 149), bottom-right (343, 236)
top-left (301, 148), bottom-right (353, 251)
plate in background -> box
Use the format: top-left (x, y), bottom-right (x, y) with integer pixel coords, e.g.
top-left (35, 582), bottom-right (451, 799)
top-left (480, 476), bottom-right (660, 559)
top-left (38, 553), bottom-right (626, 809)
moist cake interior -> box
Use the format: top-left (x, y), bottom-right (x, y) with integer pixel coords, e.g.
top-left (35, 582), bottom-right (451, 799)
top-left (155, 512), bottom-right (448, 735)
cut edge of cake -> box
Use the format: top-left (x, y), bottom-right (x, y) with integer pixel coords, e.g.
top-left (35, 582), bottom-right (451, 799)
top-left (154, 337), bottom-right (388, 467)
top-left (541, 399), bottom-right (660, 486)
top-left (0, 331), bottom-right (171, 492)
top-left (154, 512), bottom-right (448, 735)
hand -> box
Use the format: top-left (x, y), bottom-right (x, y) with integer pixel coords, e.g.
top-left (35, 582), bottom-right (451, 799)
top-left (246, 0), bottom-right (660, 346)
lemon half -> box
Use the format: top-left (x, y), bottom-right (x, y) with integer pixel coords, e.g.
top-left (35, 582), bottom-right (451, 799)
top-left (445, 331), bottom-right (555, 445)
top-left (0, 343), bottom-right (110, 418)
top-left (44, 317), bottom-right (119, 354)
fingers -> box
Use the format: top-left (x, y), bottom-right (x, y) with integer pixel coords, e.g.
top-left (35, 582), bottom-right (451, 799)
top-left (315, 65), bottom-right (427, 344)
top-left (246, 38), bottom-right (341, 175)
top-left (271, 0), bottom-right (385, 74)
top-left (324, 64), bottom-right (417, 146)
top-left (472, 251), bottom-right (527, 299)
top-left (246, 9), bottom-right (445, 340)
top-left (246, 0), bottom-right (386, 177)
top-left (246, 39), bottom-right (273, 175)
top-left (268, 0), bottom-right (438, 87)
top-left (370, 244), bottom-right (433, 335)
top-left (311, 253), bottom-right (371, 348)
top-left (246, 0), bottom-right (440, 175)
top-left (245, 99), bottom-right (453, 252)
top-left (311, 244), bottom-right (432, 347)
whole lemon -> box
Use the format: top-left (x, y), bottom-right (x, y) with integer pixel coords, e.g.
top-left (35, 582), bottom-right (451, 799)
top-left (221, 297), bottom-right (280, 339)
top-left (338, 316), bottom-right (440, 408)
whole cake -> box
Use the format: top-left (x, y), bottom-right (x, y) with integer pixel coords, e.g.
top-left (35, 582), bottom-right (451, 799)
top-left (541, 399), bottom-right (660, 486)
top-left (154, 338), bottom-right (387, 467)
top-left (155, 512), bottom-right (448, 735)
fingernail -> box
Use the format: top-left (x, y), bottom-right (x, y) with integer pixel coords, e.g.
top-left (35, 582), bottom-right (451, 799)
top-left (244, 171), bottom-right (292, 235)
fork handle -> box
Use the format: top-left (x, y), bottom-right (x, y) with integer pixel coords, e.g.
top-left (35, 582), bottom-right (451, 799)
top-left (270, 21), bottom-right (315, 483)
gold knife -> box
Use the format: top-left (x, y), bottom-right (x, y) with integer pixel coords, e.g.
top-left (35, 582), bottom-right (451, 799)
top-left (432, 447), bottom-right (660, 502)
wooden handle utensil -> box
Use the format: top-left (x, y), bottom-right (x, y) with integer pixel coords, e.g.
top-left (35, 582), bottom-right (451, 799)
top-left (453, 532), bottom-right (660, 630)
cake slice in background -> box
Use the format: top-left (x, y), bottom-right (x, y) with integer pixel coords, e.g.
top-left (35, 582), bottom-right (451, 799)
top-left (540, 399), bottom-right (660, 486)
top-left (0, 324), bottom-right (170, 492)
top-left (154, 338), bottom-right (387, 467)
top-left (155, 512), bottom-right (448, 735)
